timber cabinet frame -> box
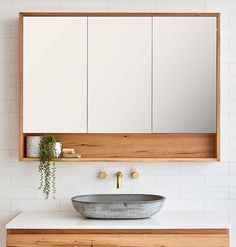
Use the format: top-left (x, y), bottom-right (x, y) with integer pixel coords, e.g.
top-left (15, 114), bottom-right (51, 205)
top-left (7, 228), bottom-right (229, 247)
top-left (19, 12), bottom-right (220, 162)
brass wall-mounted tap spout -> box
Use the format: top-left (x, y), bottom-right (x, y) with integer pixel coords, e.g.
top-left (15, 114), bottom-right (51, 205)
top-left (116, 172), bottom-right (123, 189)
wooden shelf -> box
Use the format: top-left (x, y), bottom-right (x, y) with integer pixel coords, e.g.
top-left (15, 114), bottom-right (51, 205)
top-left (21, 157), bottom-right (219, 162)
top-left (20, 133), bottom-right (219, 162)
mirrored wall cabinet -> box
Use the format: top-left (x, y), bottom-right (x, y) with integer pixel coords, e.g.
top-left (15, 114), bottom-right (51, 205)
top-left (19, 13), bottom-right (220, 162)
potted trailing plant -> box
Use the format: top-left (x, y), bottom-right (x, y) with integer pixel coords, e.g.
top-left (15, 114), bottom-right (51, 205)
top-left (38, 135), bottom-right (61, 199)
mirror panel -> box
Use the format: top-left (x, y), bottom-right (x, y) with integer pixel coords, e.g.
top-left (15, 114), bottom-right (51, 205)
top-left (23, 17), bottom-right (87, 133)
top-left (153, 17), bottom-right (216, 133)
top-left (88, 17), bottom-right (152, 133)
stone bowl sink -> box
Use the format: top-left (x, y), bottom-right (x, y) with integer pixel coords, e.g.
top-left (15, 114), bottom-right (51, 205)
top-left (71, 194), bottom-right (165, 219)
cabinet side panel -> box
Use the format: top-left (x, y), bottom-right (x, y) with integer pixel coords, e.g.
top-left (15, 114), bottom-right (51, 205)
top-left (19, 14), bottom-right (24, 160)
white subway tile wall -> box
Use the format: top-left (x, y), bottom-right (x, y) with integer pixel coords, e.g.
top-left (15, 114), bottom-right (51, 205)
top-left (0, 0), bottom-right (235, 246)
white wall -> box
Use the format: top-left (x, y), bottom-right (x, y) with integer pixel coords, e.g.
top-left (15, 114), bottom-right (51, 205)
top-left (0, 0), bottom-right (236, 246)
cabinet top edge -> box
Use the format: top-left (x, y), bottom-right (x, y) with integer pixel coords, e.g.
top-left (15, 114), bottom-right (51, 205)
top-left (19, 12), bottom-right (220, 17)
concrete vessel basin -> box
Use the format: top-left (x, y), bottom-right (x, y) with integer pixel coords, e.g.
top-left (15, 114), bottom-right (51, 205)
top-left (71, 194), bottom-right (165, 219)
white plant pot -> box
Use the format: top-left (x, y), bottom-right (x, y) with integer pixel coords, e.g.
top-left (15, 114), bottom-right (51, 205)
top-left (55, 142), bottom-right (62, 157)
top-left (26, 136), bottom-right (62, 158)
top-left (26, 136), bottom-right (41, 158)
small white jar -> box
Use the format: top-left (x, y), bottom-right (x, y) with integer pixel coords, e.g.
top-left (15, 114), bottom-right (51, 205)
top-left (26, 136), bottom-right (62, 158)
top-left (26, 136), bottom-right (41, 158)
top-left (55, 142), bottom-right (62, 157)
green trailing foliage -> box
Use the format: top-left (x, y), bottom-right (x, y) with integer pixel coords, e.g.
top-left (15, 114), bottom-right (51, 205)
top-left (38, 135), bottom-right (58, 200)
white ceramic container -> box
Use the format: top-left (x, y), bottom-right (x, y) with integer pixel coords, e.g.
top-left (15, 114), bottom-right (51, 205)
top-left (26, 136), bottom-right (41, 157)
top-left (26, 136), bottom-right (62, 158)
top-left (55, 142), bottom-right (62, 157)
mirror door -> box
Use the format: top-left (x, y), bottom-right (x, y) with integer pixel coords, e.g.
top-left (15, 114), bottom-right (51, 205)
top-left (88, 17), bottom-right (152, 133)
top-left (153, 17), bottom-right (216, 133)
top-left (23, 17), bottom-right (87, 133)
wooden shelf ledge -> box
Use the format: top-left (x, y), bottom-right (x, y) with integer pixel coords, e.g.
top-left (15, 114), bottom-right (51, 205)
top-left (21, 157), bottom-right (218, 162)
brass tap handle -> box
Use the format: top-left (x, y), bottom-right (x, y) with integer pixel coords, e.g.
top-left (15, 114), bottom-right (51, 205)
top-left (116, 172), bottom-right (123, 189)
top-left (131, 171), bottom-right (140, 179)
top-left (98, 171), bottom-right (108, 179)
